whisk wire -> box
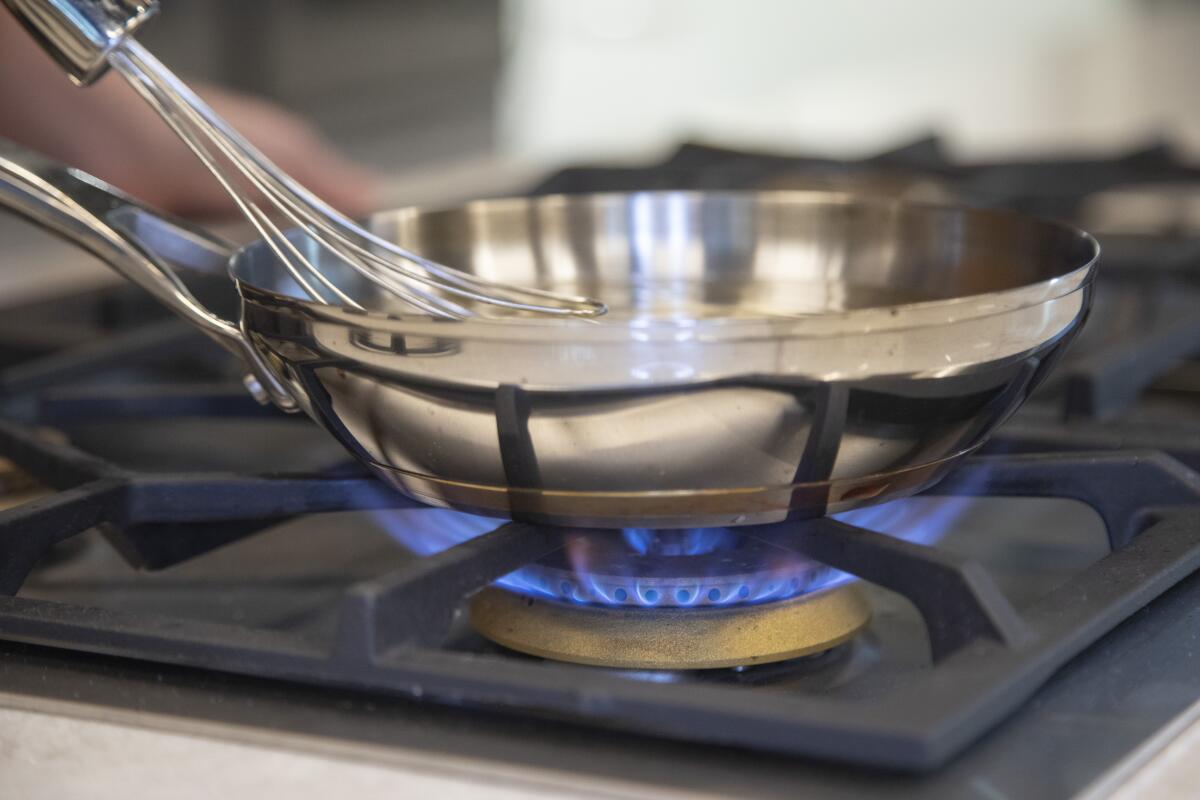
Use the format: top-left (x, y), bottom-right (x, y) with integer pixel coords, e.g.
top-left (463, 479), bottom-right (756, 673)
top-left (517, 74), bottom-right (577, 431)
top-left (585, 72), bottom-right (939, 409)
top-left (110, 41), bottom-right (606, 320)
top-left (111, 46), bottom-right (451, 315)
top-left (125, 44), bottom-right (593, 311)
top-left (109, 48), bottom-right (350, 307)
top-left (119, 44), bottom-right (503, 318)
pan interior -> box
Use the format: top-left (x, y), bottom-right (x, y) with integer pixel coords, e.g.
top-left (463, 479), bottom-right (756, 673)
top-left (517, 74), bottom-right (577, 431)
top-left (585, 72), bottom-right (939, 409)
top-left (231, 192), bottom-right (1096, 320)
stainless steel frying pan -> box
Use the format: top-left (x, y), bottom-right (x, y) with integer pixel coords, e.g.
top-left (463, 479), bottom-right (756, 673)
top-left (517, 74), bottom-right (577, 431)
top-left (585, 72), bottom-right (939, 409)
top-left (0, 140), bottom-right (1098, 527)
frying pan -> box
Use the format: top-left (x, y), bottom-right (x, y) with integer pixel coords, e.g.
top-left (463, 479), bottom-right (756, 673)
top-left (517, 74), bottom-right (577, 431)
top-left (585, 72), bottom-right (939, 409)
top-left (0, 140), bottom-right (1098, 527)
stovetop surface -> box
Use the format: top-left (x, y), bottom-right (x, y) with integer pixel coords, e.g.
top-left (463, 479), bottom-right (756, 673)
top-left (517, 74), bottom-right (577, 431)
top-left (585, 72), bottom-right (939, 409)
top-left (3, 137), bottom-right (1200, 797)
top-left (16, 494), bottom-right (1106, 689)
top-left (4, 568), bottom-right (1200, 800)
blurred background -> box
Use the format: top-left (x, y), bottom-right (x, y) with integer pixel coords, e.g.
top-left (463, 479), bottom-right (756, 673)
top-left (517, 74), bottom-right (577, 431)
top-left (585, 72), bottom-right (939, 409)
top-left (136, 0), bottom-right (1200, 170)
top-left (4, 0), bottom-right (1200, 300)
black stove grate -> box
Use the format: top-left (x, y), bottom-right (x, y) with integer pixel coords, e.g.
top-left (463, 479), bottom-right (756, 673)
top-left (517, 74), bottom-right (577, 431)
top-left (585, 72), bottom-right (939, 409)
top-left (0, 412), bottom-right (1198, 768)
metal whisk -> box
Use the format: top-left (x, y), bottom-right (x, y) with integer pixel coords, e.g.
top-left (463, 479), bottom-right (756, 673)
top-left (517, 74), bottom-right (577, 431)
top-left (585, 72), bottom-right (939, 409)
top-left (3, 0), bottom-right (607, 320)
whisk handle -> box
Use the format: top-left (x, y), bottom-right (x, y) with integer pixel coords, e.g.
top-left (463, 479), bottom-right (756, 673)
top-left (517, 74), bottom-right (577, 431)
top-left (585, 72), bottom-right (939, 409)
top-left (0, 137), bottom-right (299, 411)
top-left (2, 0), bottom-right (158, 85)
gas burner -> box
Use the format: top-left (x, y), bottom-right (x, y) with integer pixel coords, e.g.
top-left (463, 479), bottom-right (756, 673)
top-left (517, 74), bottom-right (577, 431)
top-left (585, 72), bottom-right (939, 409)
top-left (466, 527), bottom-right (870, 669)
top-left (469, 583), bottom-right (870, 670)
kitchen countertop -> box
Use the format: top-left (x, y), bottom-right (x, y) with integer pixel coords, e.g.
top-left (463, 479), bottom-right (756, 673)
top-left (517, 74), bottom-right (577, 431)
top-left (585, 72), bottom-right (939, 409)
top-left (1081, 700), bottom-right (1200, 800)
top-left (0, 694), bottom-right (662, 800)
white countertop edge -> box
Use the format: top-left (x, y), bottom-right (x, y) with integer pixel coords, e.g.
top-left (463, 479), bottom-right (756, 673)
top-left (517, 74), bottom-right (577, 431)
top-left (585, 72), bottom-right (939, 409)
top-left (0, 688), bottom-right (695, 800)
top-left (1076, 697), bottom-right (1200, 800)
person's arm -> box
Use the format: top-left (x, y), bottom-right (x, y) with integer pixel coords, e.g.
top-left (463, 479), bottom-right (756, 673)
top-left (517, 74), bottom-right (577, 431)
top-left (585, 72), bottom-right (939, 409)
top-left (0, 16), bottom-right (376, 217)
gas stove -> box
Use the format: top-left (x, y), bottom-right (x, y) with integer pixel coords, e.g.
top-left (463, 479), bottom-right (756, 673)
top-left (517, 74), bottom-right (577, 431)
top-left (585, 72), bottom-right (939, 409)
top-left (3, 138), bottom-right (1200, 797)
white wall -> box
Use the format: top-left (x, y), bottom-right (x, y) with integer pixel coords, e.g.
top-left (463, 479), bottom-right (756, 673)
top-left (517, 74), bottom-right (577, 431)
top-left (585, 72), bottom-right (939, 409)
top-left (499, 0), bottom-right (1200, 162)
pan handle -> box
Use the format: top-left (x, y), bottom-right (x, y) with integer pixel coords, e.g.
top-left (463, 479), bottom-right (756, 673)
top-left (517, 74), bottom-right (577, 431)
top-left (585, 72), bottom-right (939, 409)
top-left (0, 138), bottom-right (298, 410)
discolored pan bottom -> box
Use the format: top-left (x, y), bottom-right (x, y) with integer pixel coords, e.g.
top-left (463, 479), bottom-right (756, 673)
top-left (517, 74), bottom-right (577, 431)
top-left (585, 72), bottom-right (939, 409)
top-left (365, 450), bottom-right (967, 528)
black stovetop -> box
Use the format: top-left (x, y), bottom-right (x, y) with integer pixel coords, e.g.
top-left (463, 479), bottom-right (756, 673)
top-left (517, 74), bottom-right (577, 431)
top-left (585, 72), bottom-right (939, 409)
top-left (2, 138), bottom-right (1200, 798)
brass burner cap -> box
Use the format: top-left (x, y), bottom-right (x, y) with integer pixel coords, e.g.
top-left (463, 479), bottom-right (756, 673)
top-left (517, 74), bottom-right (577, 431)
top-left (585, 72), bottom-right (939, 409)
top-left (469, 583), bottom-right (871, 670)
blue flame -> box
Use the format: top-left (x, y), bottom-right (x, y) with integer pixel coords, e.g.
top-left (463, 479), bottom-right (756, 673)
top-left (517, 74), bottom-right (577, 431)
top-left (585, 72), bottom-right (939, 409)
top-left (370, 487), bottom-right (982, 609)
top-left (550, 526), bottom-right (845, 608)
top-left (832, 492), bottom-right (976, 545)
top-left (620, 528), bottom-right (736, 556)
